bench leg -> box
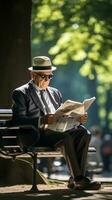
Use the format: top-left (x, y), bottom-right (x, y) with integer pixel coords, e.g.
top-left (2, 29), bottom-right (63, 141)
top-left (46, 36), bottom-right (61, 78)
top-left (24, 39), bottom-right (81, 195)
top-left (29, 153), bottom-right (39, 193)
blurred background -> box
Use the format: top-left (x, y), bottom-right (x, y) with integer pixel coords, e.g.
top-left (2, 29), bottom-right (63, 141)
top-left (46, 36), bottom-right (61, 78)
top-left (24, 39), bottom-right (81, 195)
top-left (0, 0), bottom-right (112, 180)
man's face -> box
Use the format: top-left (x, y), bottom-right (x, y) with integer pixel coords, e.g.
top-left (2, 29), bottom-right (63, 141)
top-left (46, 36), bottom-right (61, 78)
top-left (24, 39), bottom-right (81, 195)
top-left (31, 71), bottom-right (53, 89)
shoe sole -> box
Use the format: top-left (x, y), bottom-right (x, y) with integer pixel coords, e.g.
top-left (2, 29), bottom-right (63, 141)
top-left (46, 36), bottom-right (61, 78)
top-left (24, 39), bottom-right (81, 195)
top-left (75, 184), bottom-right (101, 190)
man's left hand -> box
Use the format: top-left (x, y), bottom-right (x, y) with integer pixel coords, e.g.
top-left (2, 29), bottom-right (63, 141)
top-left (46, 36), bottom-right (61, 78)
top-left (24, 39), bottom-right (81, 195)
top-left (78, 112), bottom-right (88, 124)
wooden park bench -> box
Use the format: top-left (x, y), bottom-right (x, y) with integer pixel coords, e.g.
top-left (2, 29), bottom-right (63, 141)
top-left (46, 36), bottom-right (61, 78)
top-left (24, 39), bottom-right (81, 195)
top-left (0, 109), bottom-right (96, 193)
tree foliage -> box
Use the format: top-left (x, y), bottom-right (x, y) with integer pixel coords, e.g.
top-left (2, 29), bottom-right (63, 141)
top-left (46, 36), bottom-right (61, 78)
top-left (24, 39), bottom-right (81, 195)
top-left (32, 0), bottom-right (112, 85)
top-left (32, 0), bottom-right (112, 132)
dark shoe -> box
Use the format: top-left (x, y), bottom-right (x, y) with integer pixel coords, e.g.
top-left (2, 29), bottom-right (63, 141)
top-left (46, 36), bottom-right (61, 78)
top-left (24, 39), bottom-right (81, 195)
top-left (75, 177), bottom-right (101, 190)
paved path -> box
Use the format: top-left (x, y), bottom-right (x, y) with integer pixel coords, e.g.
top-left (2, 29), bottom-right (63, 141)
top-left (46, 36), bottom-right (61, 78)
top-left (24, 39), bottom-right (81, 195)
top-left (1, 172), bottom-right (112, 199)
top-left (0, 183), bottom-right (112, 200)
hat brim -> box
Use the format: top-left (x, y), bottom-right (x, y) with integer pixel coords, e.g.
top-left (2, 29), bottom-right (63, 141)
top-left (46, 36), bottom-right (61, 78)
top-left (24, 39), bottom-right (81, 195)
top-left (28, 66), bottom-right (56, 72)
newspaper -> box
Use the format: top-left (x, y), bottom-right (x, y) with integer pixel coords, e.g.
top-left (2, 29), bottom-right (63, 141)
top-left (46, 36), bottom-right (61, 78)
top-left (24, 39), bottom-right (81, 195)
top-left (47, 97), bottom-right (96, 132)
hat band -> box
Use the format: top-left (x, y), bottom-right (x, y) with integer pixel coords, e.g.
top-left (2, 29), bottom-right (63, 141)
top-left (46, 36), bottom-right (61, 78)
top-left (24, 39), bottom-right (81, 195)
top-left (33, 66), bottom-right (51, 70)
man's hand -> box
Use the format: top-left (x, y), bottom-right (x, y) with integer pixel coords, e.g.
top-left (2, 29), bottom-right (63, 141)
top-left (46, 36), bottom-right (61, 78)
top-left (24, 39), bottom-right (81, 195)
top-left (42, 114), bottom-right (55, 125)
top-left (78, 112), bottom-right (88, 124)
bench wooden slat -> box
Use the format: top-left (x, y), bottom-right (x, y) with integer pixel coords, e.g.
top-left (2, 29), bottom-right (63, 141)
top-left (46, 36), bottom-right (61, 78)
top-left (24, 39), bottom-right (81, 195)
top-left (3, 145), bottom-right (21, 148)
top-left (2, 136), bottom-right (17, 139)
top-left (0, 127), bottom-right (20, 130)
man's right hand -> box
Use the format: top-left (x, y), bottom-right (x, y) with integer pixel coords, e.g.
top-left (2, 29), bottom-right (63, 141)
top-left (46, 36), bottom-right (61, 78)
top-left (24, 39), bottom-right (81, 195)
top-left (41, 114), bottom-right (55, 125)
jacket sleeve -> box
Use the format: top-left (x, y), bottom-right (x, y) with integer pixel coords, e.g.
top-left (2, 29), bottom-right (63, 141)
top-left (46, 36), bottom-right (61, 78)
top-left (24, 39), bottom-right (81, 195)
top-left (11, 90), bottom-right (39, 127)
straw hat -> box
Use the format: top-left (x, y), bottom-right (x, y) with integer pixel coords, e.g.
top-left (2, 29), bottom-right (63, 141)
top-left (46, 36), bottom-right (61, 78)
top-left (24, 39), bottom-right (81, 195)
top-left (28, 56), bottom-right (56, 72)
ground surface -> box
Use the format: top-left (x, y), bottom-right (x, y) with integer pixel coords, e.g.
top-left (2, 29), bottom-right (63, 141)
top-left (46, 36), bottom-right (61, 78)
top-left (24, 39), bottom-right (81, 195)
top-left (0, 183), bottom-right (112, 200)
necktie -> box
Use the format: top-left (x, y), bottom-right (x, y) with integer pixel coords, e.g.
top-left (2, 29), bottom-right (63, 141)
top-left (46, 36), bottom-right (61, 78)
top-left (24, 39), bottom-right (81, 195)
top-left (40, 90), bottom-right (51, 114)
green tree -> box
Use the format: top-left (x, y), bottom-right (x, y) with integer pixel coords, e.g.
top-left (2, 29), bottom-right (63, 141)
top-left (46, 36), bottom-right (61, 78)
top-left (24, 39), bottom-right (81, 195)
top-left (32, 0), bottom-right (112, 133)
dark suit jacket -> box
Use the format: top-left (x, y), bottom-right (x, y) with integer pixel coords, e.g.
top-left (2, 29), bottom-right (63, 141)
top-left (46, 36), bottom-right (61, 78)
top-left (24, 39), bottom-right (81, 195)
top-left (11, 81), bottom-right (62, 128)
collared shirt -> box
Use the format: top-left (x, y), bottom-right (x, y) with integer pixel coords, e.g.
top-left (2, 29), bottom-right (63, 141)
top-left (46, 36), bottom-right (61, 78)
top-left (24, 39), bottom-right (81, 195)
top-left (31, 80), bottom-right (56, 128)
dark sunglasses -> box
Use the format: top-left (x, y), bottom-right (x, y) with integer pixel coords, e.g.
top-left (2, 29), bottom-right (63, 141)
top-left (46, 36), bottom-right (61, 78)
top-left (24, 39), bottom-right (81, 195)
top-left (37, 73), bottom-right (53, 80)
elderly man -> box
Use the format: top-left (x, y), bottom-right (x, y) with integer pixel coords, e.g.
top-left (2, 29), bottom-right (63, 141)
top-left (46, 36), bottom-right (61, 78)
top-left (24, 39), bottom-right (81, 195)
top-left (11, 56), bottom-right (101, 190)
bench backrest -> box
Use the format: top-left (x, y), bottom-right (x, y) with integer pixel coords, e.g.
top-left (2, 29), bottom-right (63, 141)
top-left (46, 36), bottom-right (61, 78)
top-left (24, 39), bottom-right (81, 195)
top-left (0, 127), bottom-right (24, 158)
top-left (0, 109), bottom-right (12, 119)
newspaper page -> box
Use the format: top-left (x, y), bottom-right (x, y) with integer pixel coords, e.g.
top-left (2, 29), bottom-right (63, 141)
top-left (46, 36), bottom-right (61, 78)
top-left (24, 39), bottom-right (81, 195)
top-left (47, 97), bottom-right (96, 132)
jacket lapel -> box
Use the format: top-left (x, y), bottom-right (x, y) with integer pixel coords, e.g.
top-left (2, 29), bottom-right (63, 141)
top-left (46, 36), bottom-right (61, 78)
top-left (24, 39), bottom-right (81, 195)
top-left (28, 82), bottom-right (45, 114)
top-left (47, 88), bottom-right (60, 110)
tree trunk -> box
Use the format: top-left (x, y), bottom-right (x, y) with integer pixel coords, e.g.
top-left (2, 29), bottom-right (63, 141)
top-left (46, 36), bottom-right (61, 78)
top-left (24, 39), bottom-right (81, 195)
top-left (0, 0), bottom-right (32, 108)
